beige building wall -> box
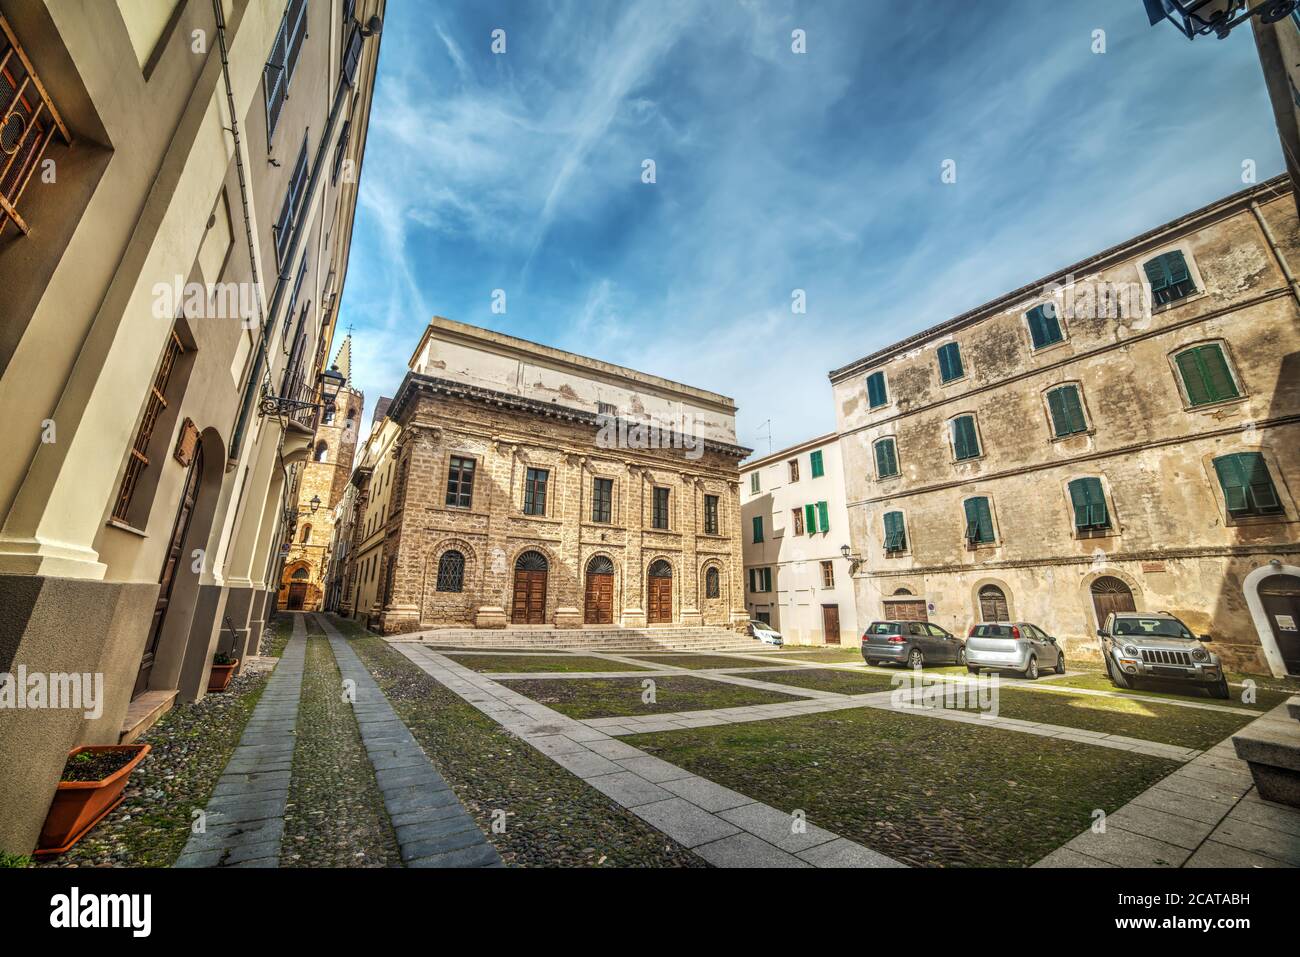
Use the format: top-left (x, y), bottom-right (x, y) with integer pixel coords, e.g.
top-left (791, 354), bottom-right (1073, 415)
top-left (0, 0), bottom-right (385, 855)
top-left (741, 435), bottom-right (861, 646)
top-left (345, 319), bottom-right (751, 635)
top-left (830, 180), bottom-right (1300, 676)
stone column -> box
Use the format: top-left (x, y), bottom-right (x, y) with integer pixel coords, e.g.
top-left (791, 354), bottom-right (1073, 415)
top-left (474, 438), bottom-right (514, 628)
top-left (726, 480), bottom-right (749, 630)
top-left (553, 452), bottom-right (584, 628)
top-left (679, 474), bottom-right (704, 626)
top-left (620, 463), bottom-right (647, 628)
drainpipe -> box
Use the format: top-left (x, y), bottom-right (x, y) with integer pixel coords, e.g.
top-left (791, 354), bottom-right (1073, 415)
top-left (225, 13), bottom-right (374, 463)
top-left (1250, 199), bottom-right (1300, 308)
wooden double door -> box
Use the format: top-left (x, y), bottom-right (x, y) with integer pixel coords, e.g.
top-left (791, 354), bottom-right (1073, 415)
top-left (134, 441), bottom-right (203, 700)
top-left (647, 560), bottom-right (673, 624)
top-left (584, 557), bottom-right (615, 624)
top-left (287, 582), bottom-right (308, 610)
top-left (512, 551), bottom-right (549, 624)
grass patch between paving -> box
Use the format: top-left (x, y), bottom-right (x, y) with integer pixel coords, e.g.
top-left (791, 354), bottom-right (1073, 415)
top-left (281, 622), bottom-right (402, 867)
top-left (259, 614), bottom-right (292, 657)
top-left (952, 686), bottom-right (1255, 750)
top-left (1047, 671), bottom-right (1290, 712)
top-left (627, 707), bottom-right (1178, 867)
top-left (774, 648), bottom-right (864, 663)
top-left (334, 617), bottom-right (706, 867)
top-left (752, 668), bottom-right (900, 695)
top-left (444, 653), bottom-right (653, 673)
top-left (499, 674), bottom-right (801, 719)
top-left (626, 654), bottom-right (774, 670)
top-left (34, 672), bottom-right (269, 868)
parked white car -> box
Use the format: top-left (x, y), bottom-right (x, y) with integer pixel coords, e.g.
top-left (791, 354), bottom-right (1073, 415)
top-left (746, 620), bottom-right (784, 646)
top-left (965, 622), bottom-right (1065, 680)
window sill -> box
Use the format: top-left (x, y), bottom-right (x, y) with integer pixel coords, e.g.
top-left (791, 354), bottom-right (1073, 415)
top-left (1073, 527), bottom-right (1117, 540)
top-left (106, 519), bottom-right (148, 538)
top-left (1050, 429), bottom-right (1094, 444)
top-left (1029, 339), bottom-right (1070, 358)
top-left (939, 374), bottom-right (969, 388)
top-left (1225, 512), bottom-right (1292, 528)
top-left (1183, 395), bottom-right (1248, 414)
top-left (1152, 289), bottom-right (1206, 314)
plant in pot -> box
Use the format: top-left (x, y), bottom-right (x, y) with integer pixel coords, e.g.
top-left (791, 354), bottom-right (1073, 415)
top-left (36, 744), bottom-right (151, 856)
top-left (208, 649), bottom-right (240, 693)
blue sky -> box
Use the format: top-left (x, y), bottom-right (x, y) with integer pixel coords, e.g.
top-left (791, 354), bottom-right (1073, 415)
top-left (337, 0), bottom-right (1283, 456)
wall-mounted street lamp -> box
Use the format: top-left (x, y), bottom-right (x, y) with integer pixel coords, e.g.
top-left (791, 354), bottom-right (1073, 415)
top-left (840, 544), bottom-right (864, 574)
top-left (1143, 0), bottom-right (1298, 40)
top-left (309, 494), bottom-right (321, 513)
top-left (258, 364), bottom-right (347, 419)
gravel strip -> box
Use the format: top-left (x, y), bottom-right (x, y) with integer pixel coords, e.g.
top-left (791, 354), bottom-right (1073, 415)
top-left (35, 671), bottom-right (268, 868)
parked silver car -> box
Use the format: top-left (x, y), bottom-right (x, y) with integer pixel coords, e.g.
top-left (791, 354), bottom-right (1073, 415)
top-left (965, 622), bottom-right (1065, 680)
top-left (1097, 611), bottom-right (1228, 699)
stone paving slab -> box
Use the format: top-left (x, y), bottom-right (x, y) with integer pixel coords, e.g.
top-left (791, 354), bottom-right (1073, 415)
top-left (175, 616), bottom-right (307, 868)
top-left (316, 615), bottom-right (501, 869)
top-left (391, 641), bottom-right (906, 868)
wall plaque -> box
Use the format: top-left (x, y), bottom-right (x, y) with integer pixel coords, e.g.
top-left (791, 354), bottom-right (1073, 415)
top-left (174, 417), bottom-right (200, 466)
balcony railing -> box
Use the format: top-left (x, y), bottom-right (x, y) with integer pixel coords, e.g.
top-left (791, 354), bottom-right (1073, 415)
top-left (0, 14), bottom-right (71, 237)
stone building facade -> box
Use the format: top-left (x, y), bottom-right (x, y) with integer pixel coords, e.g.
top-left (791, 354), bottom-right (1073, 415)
top-left (0, 0), bottom-right (385, 854)
top-left (741, 434), bottom-right (862, 646)
top-left (1253, 10), bottom-right (1300, 215)
top-left (344, 318), bottom-right (751, 634)
top-left (278, 337), bottom-right (363, 611)
top-left (829, 178), bottom-right (1300, 677)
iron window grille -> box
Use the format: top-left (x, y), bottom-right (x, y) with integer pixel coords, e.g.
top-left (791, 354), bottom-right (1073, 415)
top-left (113, 331), bottom-right (184, 523)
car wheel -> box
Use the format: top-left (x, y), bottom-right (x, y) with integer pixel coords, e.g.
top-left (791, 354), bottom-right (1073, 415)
top-left (866, 659), bottom-right (880, 667)
top-left (1023, 656), bottom-right (1038, 680)
top-left (1210, 677), bottom-right (1230, 700)
top-left (1055, 653), bottom-right (1066, 675)
top-left (907, 647), bottom-right (924, 669)
top-left (1104, 653), bottom-right (1132, 689)
top-left (967, 665), bottom-right (980, 675)
top-left (955, 646), bottom-right (966, 666)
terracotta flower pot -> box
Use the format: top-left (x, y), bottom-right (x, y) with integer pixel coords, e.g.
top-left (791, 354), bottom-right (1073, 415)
top-left (207, 659), bottom-right (240, 692)
top-left (36, 744), bottom-right (151, 856)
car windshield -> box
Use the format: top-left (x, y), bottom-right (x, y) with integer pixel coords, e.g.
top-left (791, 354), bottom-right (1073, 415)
top-left (971, 624), bottom-right (1015, 638)
top-left (1114, 618), bottom-right (1194, 640)
top-left (869, 622), bottom-right (903, 635)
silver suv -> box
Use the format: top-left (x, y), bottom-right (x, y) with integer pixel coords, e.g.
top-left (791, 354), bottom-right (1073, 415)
top-left (1097, 612), bottom-right (1228, 699)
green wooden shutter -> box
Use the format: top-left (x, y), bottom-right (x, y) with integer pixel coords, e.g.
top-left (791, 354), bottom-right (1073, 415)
top-left (1143, 256), bottom-right (1171, 295)
top-left (810, 450), bottom-right (824, 478)
top-left (1214, 455), bottom-right (1250, 513)
top-left (876, 439), bottom-right (898, 477)
top-left (953, 416), bottom-right (979, 459)
top-left (1027, 305), bottom-right (1061, 349)
top-left (762, 568), bottom-right (772, 592)
top-left (1049, 386), bottom-right (1086, 436)
top-left (816, 501), bottom-right (829, 534)
top-left (805, 503), bottom-right (816, 534)
top-left (752, 516), bottom-right (763, 543)
top-left (748, 569), bottom-right (755, 592)
top-left (1177, 345), bottom-right (1238, 406)
top-left (867, 372), bottom-right (887, 408)
top-left (1068, 477), bottom-right (1109, 529)
top-left (938, 342), bottom-right (963, 382)
top-left (1217, 453), bottom-right (1281, 514)
top-left (963, 497), bottom-right (993, 543)
top-left (884, 511), bottom-right (906, 551)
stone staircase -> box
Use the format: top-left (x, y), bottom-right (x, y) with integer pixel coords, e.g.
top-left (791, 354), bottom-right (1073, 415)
top-left (391, 625), bottom-right (773, 653)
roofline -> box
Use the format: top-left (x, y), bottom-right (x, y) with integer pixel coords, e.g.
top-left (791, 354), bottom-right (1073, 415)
top-left (408, 316), bottom-right (738, 413)
top-left (828, 176), bottom-right (1293, 383)
top-left (387, 372), bottom-right (753, 459)
top-left (741, 432), bottom-right (838, 470)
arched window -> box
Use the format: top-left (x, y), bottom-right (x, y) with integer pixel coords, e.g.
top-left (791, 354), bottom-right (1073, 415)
top-left (978, 584), bottom-right (1008, 622)
top-left (515, 550), bottom-right (548, 572)
top-left (314, 441), bottom-right (328, 463)
top-left (648, 559), bottom-right (672, 579)
top-left (705, 566), bottom-right (720, 599)
top-left (892, 587), bottom-right (913, 596)
top-left (300, 523), bottom-right (312, 543)
top-left (587, 555), bottom-right (615, 575)
top-left (291, 567), bottom-right (309, 580)
top-left (436, 550), bottom-right (465, 592)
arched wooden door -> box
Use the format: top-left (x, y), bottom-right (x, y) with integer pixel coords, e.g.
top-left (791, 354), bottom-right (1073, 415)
top-left (584, 556), bottom-right (615, 624)
top-left (134, 441), bottom-right (204, 699)
top-left (287, 568), bottom-right (309, 610)
top-left (647, 560), bottom-right (673, 624)
top-left (512, 551), bottom-right (549, 624)
top-left (1259, 574), bottom-right (1300, 676)
top-left (1091, 576), bottom-right (1136, 626)
top-left (978, 585), bottom-right (1009, 622)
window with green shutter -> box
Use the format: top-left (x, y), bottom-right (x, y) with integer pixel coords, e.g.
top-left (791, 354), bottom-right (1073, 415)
top-left (937, 342), bottom-right (964, 382)
top-left (875, 437), bottom-right (899, 478)
top-left (883, 511), bottom-right (906, 552)
top-left (951, 415), bottom-right (981, 460)
top-left (1213, 453), bottom-right (1282, 516)
top-left (866, 371), bottom-right (888, 409)
top-left (752, 515), bottom-right (764, 543)
top-left (762, 567), bottom-right (772, 592)
top-left (1047, 385), bottom-right (1088, 437)
top-left (1174, 344), bottom-right (1240, 407)
top-left (1144, 250), bottom-right (1196, 306)
top-left (816, 501), bottom-right (829, 534)
top-left (1067, 477), bottom-right (1110, 530)
top-left (805, 503), bottom-right (817, 535)
top-left (1026, 304), bottom-right (1063, 349)
top-left (810, 449), bottom-right (824, 478)
top-left (963, 497), bottom-right (995, 544)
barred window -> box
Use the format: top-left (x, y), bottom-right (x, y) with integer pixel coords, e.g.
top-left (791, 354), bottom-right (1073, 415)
top-left (704, 494), bottom-right (719, 535)
top-left (652, 487), bottom-right (670, 529)
top-left (113, 331), bottom-right (184, 523)
top-left (436, 550), bottom-right (465, 592)
top-left (705, 566), bottom-right (720, 598)
top-left (446, 456), bottom-right (475, 508)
